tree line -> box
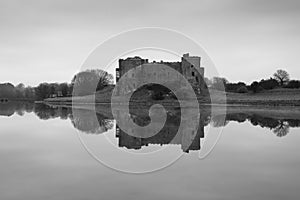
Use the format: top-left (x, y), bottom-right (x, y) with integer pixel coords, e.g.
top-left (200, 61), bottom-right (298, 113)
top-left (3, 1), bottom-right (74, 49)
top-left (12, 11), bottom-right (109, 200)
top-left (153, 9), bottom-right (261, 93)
top-left (0, 82), bottom-right (73, 101)
top-left (207, 69), bottom-right (300, 93)
top-left (1, 68), bottom-right (299, 101)
top-left (0, 69), bottom-right (113, 101)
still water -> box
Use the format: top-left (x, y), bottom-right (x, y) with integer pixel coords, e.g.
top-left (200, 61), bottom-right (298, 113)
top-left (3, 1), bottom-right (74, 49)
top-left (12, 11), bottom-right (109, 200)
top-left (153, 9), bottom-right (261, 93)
top-left (0, 102), bottom-right (300, 200)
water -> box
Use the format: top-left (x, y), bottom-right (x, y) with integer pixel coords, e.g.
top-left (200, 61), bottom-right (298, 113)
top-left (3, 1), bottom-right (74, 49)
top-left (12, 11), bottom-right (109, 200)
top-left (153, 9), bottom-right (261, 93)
top-left (0, 102), bottom-right (300, 200)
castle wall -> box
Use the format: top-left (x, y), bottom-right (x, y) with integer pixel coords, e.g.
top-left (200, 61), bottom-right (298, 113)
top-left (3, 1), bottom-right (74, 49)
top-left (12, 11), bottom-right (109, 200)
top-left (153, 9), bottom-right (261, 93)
top-left (116, 54), bottom-right (208, 96)
top-left (118, 57), bottom-right (148, 78)
top-left (116, 62), bottom-right (185, 95)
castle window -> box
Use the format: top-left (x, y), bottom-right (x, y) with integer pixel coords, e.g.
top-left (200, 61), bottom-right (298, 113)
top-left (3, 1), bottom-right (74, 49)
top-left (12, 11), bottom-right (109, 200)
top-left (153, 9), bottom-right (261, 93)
top-left (196, 76), bottom-right (199, 83)
top-left (191, 65), bottom-right (194, 68)
top-left (192, 72), bottom-right (195, 77)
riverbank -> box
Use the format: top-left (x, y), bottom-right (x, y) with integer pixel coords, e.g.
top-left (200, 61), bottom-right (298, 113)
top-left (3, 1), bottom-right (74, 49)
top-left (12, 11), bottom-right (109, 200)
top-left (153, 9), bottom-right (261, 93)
top-left (44, 88), bottom-right (300, 107)
top-left (225, 88), bottom-right (300, 106)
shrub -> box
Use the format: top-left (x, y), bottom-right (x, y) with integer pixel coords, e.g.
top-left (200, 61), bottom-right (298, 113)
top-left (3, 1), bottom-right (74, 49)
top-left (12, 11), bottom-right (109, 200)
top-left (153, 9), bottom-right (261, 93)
top-left (259, 78), bottom-right (279, 90)
top-left (236, 86), bottom-right (248, 93)
top-left (250, 82), bottom-right (261, 93)
top-left (285, 80), bottom-right (300, 89)
top-left (226, 82), bottom-right (246, 93)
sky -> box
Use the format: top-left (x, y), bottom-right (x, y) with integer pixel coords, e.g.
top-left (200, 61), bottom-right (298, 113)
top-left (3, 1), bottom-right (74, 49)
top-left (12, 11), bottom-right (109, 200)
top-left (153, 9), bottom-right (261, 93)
top-left (0, 0), bottom-right (300, 86)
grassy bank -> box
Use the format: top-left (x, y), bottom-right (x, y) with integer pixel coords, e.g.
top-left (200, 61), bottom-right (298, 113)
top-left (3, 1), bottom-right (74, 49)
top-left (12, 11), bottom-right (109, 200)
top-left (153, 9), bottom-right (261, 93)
top-left (225, 88), bottom-right (300, 106)
top-left (44, 87), bottom-right (300, 106)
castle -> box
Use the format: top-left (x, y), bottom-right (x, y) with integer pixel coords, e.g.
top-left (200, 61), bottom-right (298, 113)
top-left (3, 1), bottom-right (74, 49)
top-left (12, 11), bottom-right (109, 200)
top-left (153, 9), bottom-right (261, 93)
top-left (115, 53), bottom-right (207, 96)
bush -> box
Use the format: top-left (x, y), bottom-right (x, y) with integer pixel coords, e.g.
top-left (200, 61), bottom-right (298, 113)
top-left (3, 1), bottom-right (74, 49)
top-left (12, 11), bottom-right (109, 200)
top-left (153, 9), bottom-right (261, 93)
top-left (259, 78), bottom-right (279, 90)
top-left (250, 81), bottom-right (264, 93)
top-left (285, 80), bottom-right (300, 89)
top-left (236, 86), bottom-right (248, 93)
top-left (226, 82), bottom-right (246, 93)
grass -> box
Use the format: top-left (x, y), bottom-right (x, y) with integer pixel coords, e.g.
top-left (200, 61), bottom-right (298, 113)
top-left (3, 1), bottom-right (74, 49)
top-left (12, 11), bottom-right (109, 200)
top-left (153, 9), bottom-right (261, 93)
top-left (44, 86), bottom-right (300, 106)
top-left (206, 88), bottom-right (300, 106)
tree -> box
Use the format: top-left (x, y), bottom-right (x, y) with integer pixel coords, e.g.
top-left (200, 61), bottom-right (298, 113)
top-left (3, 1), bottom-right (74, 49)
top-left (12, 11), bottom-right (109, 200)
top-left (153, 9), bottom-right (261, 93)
top-left (15, 83), bottom-right (25, 98)
top-left (71, 69), bottom-right (113, 96)
top-left (35, 83), bottom-right (51, 100)
top-left (259, 78), bottom-right (279, 90)
top-left (24, 87), bottom-right (35, 99)
top-left (211, 77), bottom-right (228, 91)
top-left (250, 81), bottom-right (262, 93)
top-left (273, 69), bottom-right (290, 86)
top-left (226, 82), bottom-right (247, 93)
top-left (236, 85), bottom-right (248, 93)
top-left (16, 83), bottom-right (25, 91)
top-left (0, 83), bottom-right (16, 98)
top-left (49, 84), bottom-right (57, 96)
top-left (59, 83), bottom-right (69, 97)
top-left (285, 80), bottom-right (300, 89)
top-left (0, 83), bottom-right (36, 100)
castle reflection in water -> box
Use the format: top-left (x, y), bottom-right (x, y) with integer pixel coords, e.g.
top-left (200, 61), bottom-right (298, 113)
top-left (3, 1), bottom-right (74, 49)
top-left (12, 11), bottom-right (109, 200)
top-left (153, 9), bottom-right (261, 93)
top-left (1, 102), bottom-right (300, 153)
top-left (115, 110), bottom-right (205, 153)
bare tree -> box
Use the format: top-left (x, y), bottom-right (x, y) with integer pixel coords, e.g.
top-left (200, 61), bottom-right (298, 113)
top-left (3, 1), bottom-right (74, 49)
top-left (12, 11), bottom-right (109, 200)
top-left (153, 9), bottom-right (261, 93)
top-left (72, 69), bottom-right (113, 96)
top-left (273, 69), bottom-right (290, 86)
top-left (211, 77), bottom-right (228, 91)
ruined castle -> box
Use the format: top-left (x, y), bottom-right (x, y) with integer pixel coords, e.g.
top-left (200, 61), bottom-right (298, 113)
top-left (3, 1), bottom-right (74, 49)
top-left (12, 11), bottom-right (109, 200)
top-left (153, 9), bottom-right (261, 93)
top-left (115, 53), bottom-right (207, 96)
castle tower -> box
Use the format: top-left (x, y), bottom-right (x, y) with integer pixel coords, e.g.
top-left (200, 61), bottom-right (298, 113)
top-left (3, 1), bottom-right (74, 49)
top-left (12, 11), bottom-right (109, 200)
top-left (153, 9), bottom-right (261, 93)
top-left (181, 53), bottom-right (207, 95)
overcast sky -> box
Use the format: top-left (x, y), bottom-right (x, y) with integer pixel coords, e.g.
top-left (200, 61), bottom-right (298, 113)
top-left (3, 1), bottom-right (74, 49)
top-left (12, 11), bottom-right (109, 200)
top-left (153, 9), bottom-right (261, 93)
top-left (0, 0), bottom-right (300, 86)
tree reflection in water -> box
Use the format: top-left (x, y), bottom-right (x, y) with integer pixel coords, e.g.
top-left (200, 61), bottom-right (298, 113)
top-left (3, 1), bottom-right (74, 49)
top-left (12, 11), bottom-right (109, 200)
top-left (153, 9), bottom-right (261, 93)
top-left (1, 102), bottom-right (300, 150)
top-left (0, 101), bottom-right (34, 117)
top-left (212, 112), bottom-right (300, 137)
top-left (70, 109), bottom-right (113, 134)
